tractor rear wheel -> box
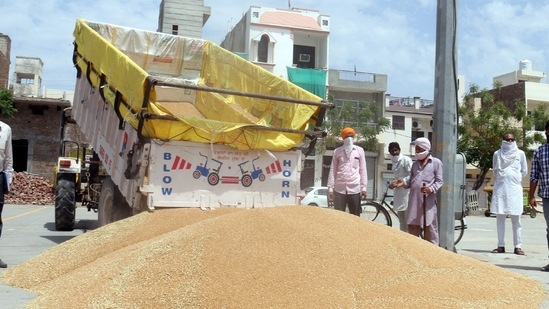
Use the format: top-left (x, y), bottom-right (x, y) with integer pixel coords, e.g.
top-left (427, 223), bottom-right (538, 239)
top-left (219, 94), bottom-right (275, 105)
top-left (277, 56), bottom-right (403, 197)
top-left (98, 177), bottom-right (132, 226)
top-left (55, 174), bottom-right (76, 231)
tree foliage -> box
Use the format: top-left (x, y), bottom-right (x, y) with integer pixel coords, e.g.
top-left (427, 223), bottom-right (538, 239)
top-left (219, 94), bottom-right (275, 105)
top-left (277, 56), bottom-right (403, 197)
top-left (0, 88), bottom-right (17, 117)
top-left (457, 83), bottom-right (548, 190)
top-left (323, 95), bottom-right (391, 152)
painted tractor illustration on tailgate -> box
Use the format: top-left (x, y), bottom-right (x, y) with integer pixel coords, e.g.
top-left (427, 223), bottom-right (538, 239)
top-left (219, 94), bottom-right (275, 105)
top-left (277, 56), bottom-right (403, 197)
top-left (193, 152), bottom-right (223, 185)
top-left (237, 156), bottom-right (266, 187)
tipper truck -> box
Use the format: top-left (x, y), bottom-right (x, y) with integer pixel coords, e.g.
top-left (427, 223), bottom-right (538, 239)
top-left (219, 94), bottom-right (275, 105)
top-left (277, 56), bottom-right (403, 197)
top-left (53, 19), bottom-right (332, 230)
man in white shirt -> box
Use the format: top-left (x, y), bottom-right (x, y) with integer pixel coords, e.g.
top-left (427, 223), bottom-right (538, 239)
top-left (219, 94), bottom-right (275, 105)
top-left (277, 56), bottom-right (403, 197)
top-left (388, 142), bottom-right (412, 232)
top-left (0, 120), bottom-right (13, 268)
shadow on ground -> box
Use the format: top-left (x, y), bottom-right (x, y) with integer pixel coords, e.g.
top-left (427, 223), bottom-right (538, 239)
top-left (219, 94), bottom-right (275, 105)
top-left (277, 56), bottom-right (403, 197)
top-left (43, 220), bottom-right (99, 233)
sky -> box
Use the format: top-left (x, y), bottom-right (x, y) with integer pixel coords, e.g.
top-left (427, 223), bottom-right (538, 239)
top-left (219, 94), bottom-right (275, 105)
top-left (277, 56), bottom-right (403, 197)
top-left (1, 0), bottom-right (549, 100)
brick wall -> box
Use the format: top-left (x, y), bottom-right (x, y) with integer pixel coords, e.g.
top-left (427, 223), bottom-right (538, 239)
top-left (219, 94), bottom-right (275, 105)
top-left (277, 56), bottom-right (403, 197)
top-left (1, 100), bottom-right (69, 179)
top-left (490, 82), bottom-right (525, 111)
top-left (0, 34), bottom-right (11, 89)
top-left (0, 54), bottom-right (8, 89)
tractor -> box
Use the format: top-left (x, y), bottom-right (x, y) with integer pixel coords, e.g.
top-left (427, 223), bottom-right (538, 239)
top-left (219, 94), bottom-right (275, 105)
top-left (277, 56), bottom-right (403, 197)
top-left (52, 107), bottom-right (105, 231)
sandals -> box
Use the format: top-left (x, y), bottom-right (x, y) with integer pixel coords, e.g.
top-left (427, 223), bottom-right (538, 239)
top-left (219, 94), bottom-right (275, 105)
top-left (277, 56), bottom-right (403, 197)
top-left (491, 247), bottom-right (525, 255)
top-left (491, 247), bottom-right (505, 253)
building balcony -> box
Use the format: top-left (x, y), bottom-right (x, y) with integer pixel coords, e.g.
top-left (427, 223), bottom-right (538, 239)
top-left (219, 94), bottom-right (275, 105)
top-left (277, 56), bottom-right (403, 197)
top-left (328, 69), bottom-right (387, 93)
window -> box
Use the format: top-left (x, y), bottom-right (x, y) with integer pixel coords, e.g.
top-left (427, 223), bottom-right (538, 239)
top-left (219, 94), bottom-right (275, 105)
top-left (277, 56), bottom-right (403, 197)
top-left (16, 73), bottom-right (35, 85)
top-left (29, 105), bottom-right (47, 115)
top-left (258, 34), bottom-right (269, 63)
top-left (411, 130), bottom-right (425, 143)
top-left (172, 25), bottom-right (178, 35)
top-left (19, 78), bottom-right (34, 85)
top-left (392, 115), bottom-right (405, 130)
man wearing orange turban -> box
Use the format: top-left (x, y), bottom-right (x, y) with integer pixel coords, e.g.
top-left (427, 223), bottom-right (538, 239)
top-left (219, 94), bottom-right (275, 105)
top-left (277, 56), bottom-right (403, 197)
top-left (327, 127), bottom-right (367, 216)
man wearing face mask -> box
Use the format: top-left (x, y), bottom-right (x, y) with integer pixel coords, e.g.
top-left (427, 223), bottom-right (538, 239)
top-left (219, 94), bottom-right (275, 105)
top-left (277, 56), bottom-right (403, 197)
top-left (327, 127), bottom-right (367, 216)
top-left (490, 133), bottom-right (528, 255)
top-left (394, 137), bottom-right (443, 244)
top-left (529, 121), bottom-right (549, 270)
top-left (388, 142), bottom-right (412, 232)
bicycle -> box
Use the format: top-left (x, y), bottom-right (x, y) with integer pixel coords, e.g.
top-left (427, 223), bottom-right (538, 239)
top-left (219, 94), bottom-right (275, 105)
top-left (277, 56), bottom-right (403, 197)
top-left (360, 185), bottom-right (396, 227)
top-left (361, 183), bottom-right (466, 245)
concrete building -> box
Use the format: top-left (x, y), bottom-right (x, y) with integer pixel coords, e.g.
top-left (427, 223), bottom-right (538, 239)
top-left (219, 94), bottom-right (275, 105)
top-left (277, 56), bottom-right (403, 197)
top-left (492, 59), bottom-right (548, 148)
top-left (0, 34), bottom-right (10, 89)
top-left (220, 6), bottom-right (330, 83)
top-left (12, 57), bottom-right (44, 97)
top-left (157, 0), bottom-right (211, 38)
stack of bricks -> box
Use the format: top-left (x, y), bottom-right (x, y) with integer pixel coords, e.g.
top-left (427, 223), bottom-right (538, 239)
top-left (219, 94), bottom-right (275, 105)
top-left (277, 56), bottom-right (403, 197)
top-left (5, 171), bottom-right (55, 205)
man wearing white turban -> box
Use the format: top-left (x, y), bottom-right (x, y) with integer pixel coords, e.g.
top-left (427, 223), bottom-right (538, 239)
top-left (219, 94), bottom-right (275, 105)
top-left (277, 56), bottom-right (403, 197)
top-left (395, 137), bottom-right (443, 245)
top-left (491, 133), bottom-right (528, 255)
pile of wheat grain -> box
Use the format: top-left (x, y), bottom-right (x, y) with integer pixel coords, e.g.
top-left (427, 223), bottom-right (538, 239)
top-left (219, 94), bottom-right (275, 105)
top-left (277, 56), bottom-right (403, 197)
top-left (2, 206), bottom-right (546, 308)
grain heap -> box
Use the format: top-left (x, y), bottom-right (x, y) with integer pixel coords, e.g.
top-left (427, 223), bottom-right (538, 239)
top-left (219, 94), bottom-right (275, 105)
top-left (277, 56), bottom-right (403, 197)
top-left (2, 206), bottom-right (546, 308)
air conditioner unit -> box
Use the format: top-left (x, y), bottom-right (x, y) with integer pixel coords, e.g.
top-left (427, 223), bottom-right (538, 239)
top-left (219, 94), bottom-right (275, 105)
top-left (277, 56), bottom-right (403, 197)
top-left (299, 54), bottom-right (310, 62)
top-left (412, 121), bottom-right (422, 130)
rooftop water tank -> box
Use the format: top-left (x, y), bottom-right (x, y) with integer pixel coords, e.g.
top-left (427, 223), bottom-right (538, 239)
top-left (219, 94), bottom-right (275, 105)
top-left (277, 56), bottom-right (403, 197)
top-left (519, 59), bottom-right (532, 71)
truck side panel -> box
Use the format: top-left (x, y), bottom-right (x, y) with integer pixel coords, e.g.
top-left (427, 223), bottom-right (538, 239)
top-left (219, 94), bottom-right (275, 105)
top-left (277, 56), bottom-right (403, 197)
top-left (73, 77), bottom-right (303, 209)
top-left (145, 141), bottom-right (302, 207)
top-left (72, 77), bottom-right (144, 209)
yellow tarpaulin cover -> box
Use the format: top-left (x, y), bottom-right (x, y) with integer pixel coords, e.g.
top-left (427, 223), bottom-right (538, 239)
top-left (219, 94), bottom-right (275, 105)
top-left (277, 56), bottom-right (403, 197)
top-left (72, 19), bottom-right (325, 151)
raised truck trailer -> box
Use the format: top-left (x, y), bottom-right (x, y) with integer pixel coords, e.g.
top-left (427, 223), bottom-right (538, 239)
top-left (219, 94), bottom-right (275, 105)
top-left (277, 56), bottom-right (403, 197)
top-left (53, 19), bottom-right (332, 230)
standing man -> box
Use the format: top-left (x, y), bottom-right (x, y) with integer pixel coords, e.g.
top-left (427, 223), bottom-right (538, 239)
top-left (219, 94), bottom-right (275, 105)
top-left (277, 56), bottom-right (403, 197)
top-left (0, 120), bottom-right (13, 268)
top-left (388, 142), bottom-right (412, 232)
top-left (491, 133), bottom-right (527, 255)
top-left (395, 137), bottom-right (443, 245)
top-left (530, 121), bottom-right (549, 270)
top-left (327, 127), bottom-right (367, 216)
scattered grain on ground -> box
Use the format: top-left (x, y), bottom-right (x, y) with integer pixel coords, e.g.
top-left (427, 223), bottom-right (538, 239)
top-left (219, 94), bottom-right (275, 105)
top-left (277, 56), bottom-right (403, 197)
top-left (2, 206), bottom-right (546, 308)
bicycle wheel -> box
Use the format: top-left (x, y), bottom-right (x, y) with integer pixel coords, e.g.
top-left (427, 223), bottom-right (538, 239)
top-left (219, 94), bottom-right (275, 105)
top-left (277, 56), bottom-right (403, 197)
top-left (361, 202), bottom-right (392, 226)
top-left (454, 218), bottom-right (465, 245)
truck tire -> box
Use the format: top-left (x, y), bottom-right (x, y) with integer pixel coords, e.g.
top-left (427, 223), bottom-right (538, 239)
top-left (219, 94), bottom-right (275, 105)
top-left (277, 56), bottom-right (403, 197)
top-left (55, 175), bottom-right (76, 231)
top-left (98, 177), bottom-right (132, 226)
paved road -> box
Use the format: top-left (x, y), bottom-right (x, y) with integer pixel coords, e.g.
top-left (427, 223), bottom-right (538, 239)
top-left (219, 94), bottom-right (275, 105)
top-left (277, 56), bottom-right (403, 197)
top-left (456, 211), bottom-right (549, 307)
top-left (457, 211), bottom-right (549, 280)
top-left (1, 204), bottom-right (549, 308)
top-left (0, 204), bottom-right (98, 309)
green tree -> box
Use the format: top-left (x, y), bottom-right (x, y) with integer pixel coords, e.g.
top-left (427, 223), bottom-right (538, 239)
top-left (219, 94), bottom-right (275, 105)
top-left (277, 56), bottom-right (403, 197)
top-left (457, 83), bottom-right (547, 190)
top-left (521, 103), bottom-right (549, 148)
top-left (323, 96), bottom-right (391, 152)
top-left (0, 88), bottom-right (17, 117)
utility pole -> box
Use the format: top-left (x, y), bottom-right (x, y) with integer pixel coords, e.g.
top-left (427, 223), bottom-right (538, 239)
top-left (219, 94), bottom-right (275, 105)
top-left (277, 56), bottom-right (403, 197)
top-left (433, 0), bottom-right (458, 251)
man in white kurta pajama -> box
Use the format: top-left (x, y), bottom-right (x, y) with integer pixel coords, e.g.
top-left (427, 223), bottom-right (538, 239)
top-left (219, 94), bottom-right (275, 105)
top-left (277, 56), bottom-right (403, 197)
top-left (491, 133), bottom-right (528, 255)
